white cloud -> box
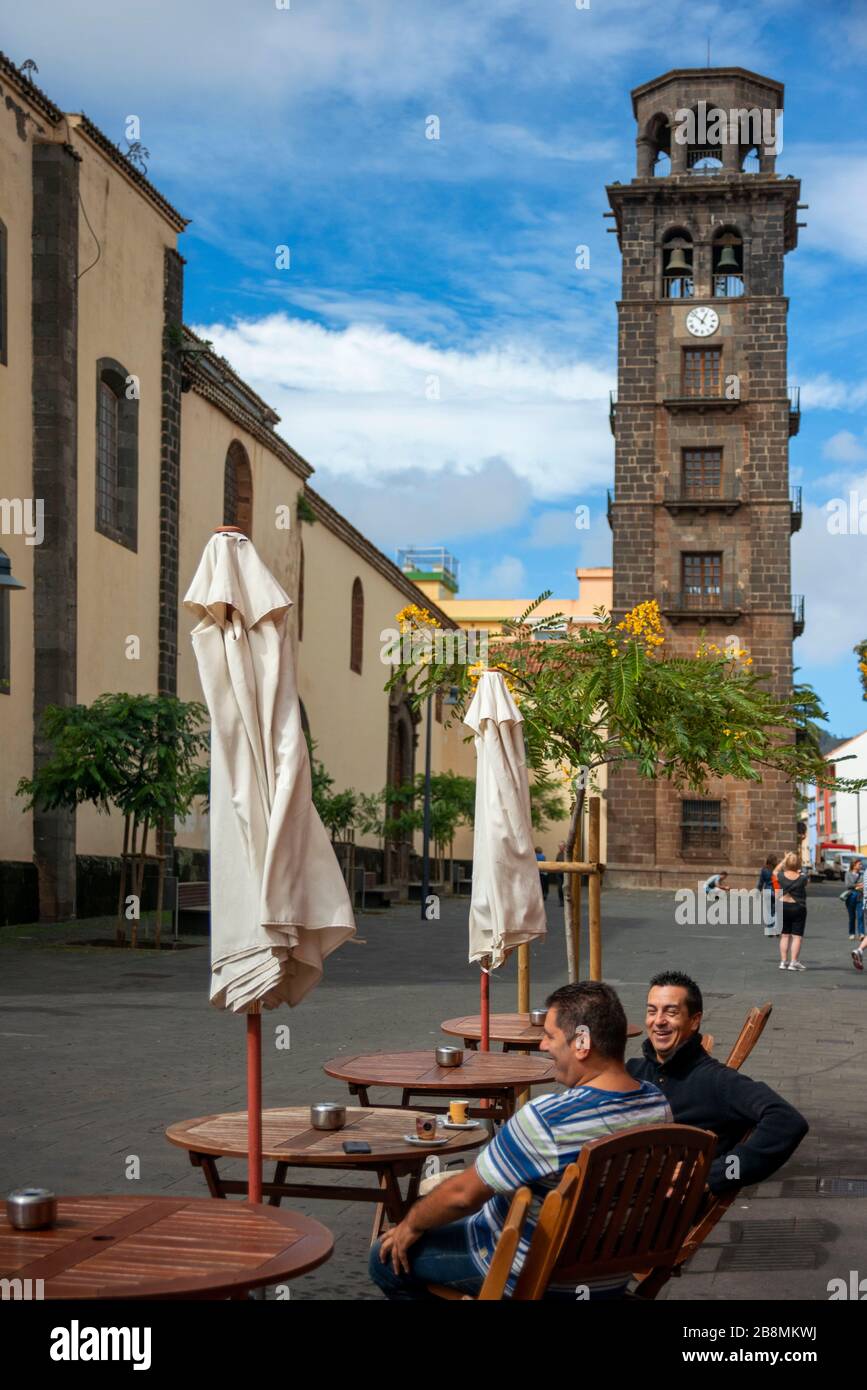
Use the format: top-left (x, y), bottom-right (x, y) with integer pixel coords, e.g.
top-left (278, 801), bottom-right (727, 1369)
top-left (460, 555), bottom-right (528, 599)
top-left (800, 375), bottom-right (867, 410)
top-left (794, 473), bottom-right (867, 666)
top-left (822, 431), bottom-right (867, 465)
top-left (786, 146), bottom-right (867, 265)
top-left (194, 314), bottom-right (615, 501)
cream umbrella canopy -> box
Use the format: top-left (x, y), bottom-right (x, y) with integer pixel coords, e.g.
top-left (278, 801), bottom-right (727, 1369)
top-left (464, 670), bottom-right (547, 1049)
top-left (184, 528), bottom-right (356, 1198)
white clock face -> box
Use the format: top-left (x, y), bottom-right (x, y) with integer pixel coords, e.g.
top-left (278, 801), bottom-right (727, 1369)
top-left (686, 306), bottom-right (720, 338)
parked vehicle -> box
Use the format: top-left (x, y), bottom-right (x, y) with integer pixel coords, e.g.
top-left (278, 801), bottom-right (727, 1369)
top-left (816, 843), bottom-right (856, 881)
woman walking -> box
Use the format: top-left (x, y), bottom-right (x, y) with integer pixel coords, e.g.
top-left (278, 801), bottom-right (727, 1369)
top-left (774, 851), bottom-right (810, 971)
top-left (843, 859), bottom-right (864, 942)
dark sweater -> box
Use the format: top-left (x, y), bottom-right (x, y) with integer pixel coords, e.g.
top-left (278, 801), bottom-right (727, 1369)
top-left (626, 1033), bottom-right (808, 1194)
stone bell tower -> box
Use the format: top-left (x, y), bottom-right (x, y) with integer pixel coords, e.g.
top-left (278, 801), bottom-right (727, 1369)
top-left (605, 68), bottom-right (804, 888)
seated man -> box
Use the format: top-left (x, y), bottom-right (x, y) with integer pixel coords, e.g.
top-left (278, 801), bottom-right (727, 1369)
top-left (369, 981), bottom-right (670, 1300)
top-left (627, 969), bottom-right (808, 1194)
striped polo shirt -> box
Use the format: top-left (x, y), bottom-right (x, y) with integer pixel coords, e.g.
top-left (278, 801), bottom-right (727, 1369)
top-left (469, 1080), bottom-right (671, 1296)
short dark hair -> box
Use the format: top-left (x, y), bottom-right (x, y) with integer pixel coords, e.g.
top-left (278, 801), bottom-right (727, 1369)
top-left (765, 854), bottom-right (777, 868)
top-left (545, 981), bottom-right (627, 1061)
top-left (648, 970), bottom-right (703, 1017)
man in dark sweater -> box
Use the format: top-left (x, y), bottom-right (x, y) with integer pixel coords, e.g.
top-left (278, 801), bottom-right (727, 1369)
top-left (626, 970), bottom-right (808, 1194)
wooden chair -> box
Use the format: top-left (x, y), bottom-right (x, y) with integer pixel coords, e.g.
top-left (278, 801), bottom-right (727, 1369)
top-left (508, 1125), bottom-right (715, 1301)
top-left (427, 1187), bottom-right (532, 1300)
top-left (701, 1033), bottom-right (714, 1055)
top-left (724, 1002), bottom-right (772, 1071)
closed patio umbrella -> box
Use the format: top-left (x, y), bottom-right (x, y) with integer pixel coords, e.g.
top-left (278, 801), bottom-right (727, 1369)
top-left (185, 527), bottom-right (355, 1199)
top-left (464, 670), bottom-right (546, 1049)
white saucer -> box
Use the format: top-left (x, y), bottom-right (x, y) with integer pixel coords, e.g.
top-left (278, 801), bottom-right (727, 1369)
top-left (440, 1119), bottom-right (481, 1130)
top-left (403, 1134), bottom-right (450, 1147)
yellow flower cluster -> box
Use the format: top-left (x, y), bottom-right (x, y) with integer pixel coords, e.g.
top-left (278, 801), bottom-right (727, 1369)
top-left (468, 659), bottom-right (518, 695)
top-left (395, 603), bottom-right (440, 633)
top-left (695, 641), bottom-right (753, 667)
top-left (722, 727), bottom-right (746, 740)
top-left (615, 599), bottom-right (665, 649)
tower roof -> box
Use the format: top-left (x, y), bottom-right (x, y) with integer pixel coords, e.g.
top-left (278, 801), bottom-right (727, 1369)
top-left (631, 67), bottom-right (784, 117)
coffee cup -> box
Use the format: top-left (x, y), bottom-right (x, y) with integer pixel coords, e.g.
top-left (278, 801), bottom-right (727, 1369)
top-left (449, 1100), bottom-right (469, 1125)
top-left (415, 1114), bottom-right (438, 1141)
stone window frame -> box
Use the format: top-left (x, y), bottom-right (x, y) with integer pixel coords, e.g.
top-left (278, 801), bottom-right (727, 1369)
top-left (95, 357), bottom-right (139, 551)
top-left (350, 577), bottom-right (364, 675)
top-left (660, 224), bottom-right (695, 300)
top-left (712, 223), bottom-right (747, 299)
top-left (0, 548), bottom-right (10, 694)
top-left (681, 446), bottom-right (723, 496)
top-left (0, 218), bottom-right (7, 366)
top-left (680, 797), bottom-right (726, 856)
top-left (297, 538), bottom-right (304, 641)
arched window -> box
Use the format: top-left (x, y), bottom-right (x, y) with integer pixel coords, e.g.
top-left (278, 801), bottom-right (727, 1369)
top-left (223, 440), bottom-right (253, 535)
top-left (646, 113), bottom-right (671, 177)
top-left (712, 227), bottom-right (745, 298)
top-left (297, 539), bottom-right (305, 641)
top-left (661, 227), bottom-right (694, 299)
top-left (350, 578), bottom-right (364, 674)
top-left (95, 357), bottom-right (138, 550)
top-left (0, 218), bottom-right (7, 365)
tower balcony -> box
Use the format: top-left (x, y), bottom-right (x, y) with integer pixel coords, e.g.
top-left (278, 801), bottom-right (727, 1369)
top-left (790, 486), bottom-right (802, 533)
top-left (793, 594), bottom-right (805, 638)
top-left (789, 386), bottom-right (801, 436)
top-left (609, 389), bottom-right (617, 436)
top-left (662, 480), bottom-right (741, 517)
top-left (662, 586), bottom-right (745, 624)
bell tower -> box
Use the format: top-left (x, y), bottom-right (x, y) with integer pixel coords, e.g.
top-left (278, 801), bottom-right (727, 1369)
top-left (605, 68), bottom-right (804, 888)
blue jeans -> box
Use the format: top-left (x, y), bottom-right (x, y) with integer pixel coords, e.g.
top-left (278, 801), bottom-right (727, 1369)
top-left (847, 894), bottom-right (864, 936)
top-left (369, 1219), bottom-right (484, 1300)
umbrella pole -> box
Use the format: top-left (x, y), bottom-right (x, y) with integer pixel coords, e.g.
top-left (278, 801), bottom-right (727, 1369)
top-left (480, 967), bottom-right (490, 1052)
top-left (247, 1005), bottom-right (263, 1204)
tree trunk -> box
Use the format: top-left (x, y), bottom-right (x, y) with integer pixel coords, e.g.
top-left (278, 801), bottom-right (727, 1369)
top-left (116, 813), bottom-right (131, 945)
top-left (562, 787), bottom-right (586, 982)
top-left (154, 822), bottom-right (166, 952)
top-left (132, 820), bottom-right (149, 949)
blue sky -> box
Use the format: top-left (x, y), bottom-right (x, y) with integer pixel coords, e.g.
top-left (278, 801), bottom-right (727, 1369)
top-left (7, 0), bottom-right (867, 734)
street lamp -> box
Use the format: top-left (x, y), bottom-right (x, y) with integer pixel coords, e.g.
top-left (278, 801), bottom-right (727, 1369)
top-left (420, 685), bottom-right (459, 920)
top-left (0, 550), bottom-right (25, 591)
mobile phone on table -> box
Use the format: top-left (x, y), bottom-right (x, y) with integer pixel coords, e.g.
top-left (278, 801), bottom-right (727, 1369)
top-left (342, 1141), bottom-right (372, 1154)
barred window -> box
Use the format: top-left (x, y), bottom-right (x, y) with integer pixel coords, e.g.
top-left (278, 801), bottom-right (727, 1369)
top-left (682, 348), bottom-right (721, 396)
top-left (681, 799), bottom-right (722, 852)
top-left (0, 218), bottom-right (7, 366)
top-left (0, 550), bottom-right (10, 695)
top-left (224, 440), bottom-right (253, 536)
top-left (96, 381), bottom-right (119, 529)
top-left (682, 448), bottom-right (722, 496)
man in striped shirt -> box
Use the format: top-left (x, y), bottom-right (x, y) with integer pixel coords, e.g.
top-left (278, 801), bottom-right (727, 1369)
top-left (369, 981), bottom-right (670, 1300)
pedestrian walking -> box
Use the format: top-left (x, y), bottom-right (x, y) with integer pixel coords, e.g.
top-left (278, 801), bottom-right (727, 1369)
top-left (774, 852), bottom-right (810, 971)
top-left (535, 847), bottom-right (549, 900)
top-left (553, 841), bottom-right (567, 907)
top-left (757, 853), bottom-right (779, 936)
top-left (842, 859), bottom-right (864, 942)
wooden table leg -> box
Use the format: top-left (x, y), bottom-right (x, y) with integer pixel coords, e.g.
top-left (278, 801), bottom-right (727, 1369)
top-left (191, 1151), bottom-right (226, 1199)
top-left (268, 1161), bottom-right (289, 1207)
top-left (464, 1037), bottom-right (479, 1051)
top-left (370, 1165), bottom-right (409, 1246)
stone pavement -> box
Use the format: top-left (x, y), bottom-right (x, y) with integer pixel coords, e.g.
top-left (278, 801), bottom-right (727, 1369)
top-left (1, 883), bottom-right (865, 1302)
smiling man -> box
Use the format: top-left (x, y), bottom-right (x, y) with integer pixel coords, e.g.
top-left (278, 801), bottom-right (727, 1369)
top-left (626, 970), bottom-right (808, 1194)
top-left (368, 981), bottom-right (670, 1300)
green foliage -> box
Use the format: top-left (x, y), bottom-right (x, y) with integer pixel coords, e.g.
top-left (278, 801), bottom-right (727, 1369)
top-left (296, 493), bottom-right (317, 525)
top-left (856, 639), bottom-right (867, 702)
top-left (386, 597), bottom-right (864, 799)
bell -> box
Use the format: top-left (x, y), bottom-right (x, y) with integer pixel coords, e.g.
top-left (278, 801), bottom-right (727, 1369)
top-left (665, 246), bottom-right (691, 273)
top-left (716, 244), bottom-right (740, 271)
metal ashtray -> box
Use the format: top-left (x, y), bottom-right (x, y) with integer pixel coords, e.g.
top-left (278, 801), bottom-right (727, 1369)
top-left (310, 1103), bottom-right (347, 1131)
top-left (6, 1187), bottom-right (57, 1230)
top-left (435, 1046), bottom-right (464, 1068)
top-left (529, 1008), bottom-right (547, 1027)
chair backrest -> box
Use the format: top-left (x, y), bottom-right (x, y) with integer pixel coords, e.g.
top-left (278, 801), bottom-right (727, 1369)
top-left (476, 1187), bottom-right (533, 1301)
top-left (724, 1002), bottom-right (772, 1071)
top-left (512, 1124), bottom-right (715, 1300)
top-left (701, 1033), bottom-right (714, 1055)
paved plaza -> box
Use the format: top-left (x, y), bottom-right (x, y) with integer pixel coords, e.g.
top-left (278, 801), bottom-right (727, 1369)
top-left (1, 883), bottom-right (865, 1301)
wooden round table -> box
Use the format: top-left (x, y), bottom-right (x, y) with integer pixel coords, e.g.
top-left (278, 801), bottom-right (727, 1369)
top-left (0, 1195), bottom-right (332, 1300)
top-left (323, 1050), bottom-right (556, 1123)
top-left (441, 1013), bottom-right (643, 1052)
top-left (166, 1106), bottom-right (486, 1241)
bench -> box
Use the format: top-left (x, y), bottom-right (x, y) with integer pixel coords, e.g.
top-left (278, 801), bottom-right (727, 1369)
top-left (176, 881), bottom-right (210, 935)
